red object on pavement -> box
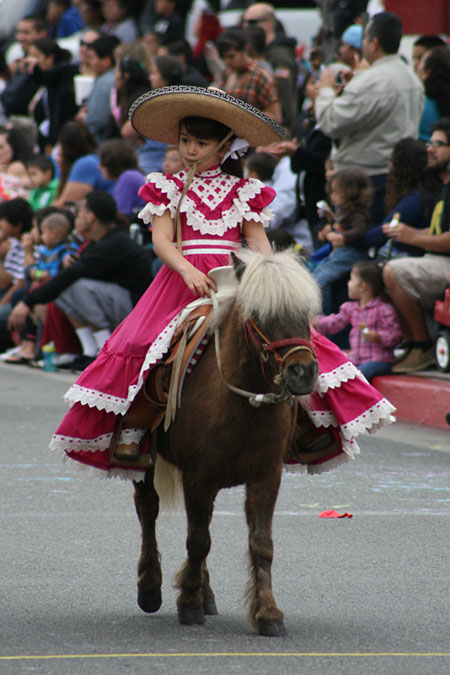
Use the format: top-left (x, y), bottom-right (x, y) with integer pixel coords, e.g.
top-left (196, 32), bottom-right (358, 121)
top-left (319, 510), bottom-right (353, 518)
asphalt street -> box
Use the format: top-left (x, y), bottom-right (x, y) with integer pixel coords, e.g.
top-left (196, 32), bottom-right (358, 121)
top-left (0, 363), bottom-right (449, 674)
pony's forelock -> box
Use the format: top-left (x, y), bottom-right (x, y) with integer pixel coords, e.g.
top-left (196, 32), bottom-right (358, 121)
top-left (236, 249), bottom-right (322, 322)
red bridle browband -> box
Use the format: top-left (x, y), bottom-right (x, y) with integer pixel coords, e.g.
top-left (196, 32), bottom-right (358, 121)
top-left (244, 315), bottom-right (316, 382)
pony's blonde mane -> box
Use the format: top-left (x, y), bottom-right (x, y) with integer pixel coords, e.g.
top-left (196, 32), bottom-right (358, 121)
top-left (236, 248), bottom-right (322, 323)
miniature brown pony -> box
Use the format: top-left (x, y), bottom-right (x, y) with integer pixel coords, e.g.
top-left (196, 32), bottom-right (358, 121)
top-left (133, 249), bottom-right (322, 637)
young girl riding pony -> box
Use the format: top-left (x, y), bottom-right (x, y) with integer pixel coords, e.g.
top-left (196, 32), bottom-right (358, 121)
top-left (50, 87), bottom-right (394, 479)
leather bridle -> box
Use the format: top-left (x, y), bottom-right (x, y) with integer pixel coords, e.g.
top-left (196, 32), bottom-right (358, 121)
top-left (244, 315), bottom-right (316, 384)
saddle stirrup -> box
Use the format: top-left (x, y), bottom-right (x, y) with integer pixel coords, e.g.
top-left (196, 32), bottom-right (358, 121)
top-left (108, 415), bottom-right (145, 461)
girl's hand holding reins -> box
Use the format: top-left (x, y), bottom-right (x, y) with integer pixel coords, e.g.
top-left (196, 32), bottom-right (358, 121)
top-left (182, 265), bottom-right (217, 298)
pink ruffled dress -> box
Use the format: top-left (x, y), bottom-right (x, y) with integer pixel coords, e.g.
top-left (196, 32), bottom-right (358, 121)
top-left (50, 166), bottom-right (395, 480)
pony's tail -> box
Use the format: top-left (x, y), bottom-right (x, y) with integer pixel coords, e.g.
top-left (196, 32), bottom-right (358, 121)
top-left (154, 455), bottom-right (184, 510)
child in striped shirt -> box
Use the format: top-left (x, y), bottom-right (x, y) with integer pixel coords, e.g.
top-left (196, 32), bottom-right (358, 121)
top-left (315, 261), bottom-right (402, 381)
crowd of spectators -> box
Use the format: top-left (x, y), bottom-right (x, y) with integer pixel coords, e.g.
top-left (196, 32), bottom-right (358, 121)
top-left (0, 0), bottom-right (448, 376)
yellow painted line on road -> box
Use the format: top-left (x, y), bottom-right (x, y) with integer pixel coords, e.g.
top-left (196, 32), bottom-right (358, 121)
top-left (0, 652), bottom-right (449, 660)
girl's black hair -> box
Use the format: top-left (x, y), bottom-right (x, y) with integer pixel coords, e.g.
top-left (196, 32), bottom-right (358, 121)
top-left (352, 261), bottom-right (384, 297)
top-left (180, 116), bottom-right (243, 178)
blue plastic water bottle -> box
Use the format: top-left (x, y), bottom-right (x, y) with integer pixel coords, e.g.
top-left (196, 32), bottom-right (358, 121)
top-left (42, 342), bottom-right (56, 372)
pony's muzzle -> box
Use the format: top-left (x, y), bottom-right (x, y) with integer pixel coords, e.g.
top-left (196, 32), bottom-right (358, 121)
top-left (283, 358), bottom-right (318, 395)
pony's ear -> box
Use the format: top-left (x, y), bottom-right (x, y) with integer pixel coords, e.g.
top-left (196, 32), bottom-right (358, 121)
top-left (231, 252), bottom-right (246, 281)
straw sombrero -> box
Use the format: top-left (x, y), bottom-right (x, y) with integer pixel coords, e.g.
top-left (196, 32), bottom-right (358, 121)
top-left (129, 86), bottom-right (285, 147)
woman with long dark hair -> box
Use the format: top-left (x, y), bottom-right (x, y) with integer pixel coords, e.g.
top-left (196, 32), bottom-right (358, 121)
top-left (363, 137), bottom-right (435, 259)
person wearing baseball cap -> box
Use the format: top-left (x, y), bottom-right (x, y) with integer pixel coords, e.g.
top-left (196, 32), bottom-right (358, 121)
top-left (338, 24), bottom-right (363, 70)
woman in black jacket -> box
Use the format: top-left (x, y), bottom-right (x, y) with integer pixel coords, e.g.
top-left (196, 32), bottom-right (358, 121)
top-left (23, 37), bottom-right (80, 153)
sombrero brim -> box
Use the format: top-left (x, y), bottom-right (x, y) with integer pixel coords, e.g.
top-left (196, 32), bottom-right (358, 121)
top-left (129, 86), bottom-right (285, 147)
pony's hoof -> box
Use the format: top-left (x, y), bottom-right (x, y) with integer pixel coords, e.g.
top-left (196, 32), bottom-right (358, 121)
top-left (137, 588), bottom-right (162, 613)
top-left (203, 597), bottom-right (218, 615)
top-left (257, 618), bottom-right (287, 637)
top-left (178, 605), bottom-right (205, 625)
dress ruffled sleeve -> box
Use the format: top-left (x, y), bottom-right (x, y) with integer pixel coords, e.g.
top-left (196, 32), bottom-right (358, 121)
top-left (240, 179), bottom-right (276, 228)
top-left (137, 172), bottom-right (179, 224)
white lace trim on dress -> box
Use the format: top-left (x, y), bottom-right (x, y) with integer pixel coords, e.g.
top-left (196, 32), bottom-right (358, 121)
top-left (306, 397), bottom-right (396, 440)
top-left (315, 360), bottom-right (367, 396)
top-left (50, 431), bottom-right (114, 453)
top-left (64, 314), bottom-right (181, 414)
top-left (118, 428), bottom-right (146, 445)
top-left (49, 434), bottom-right (147, 482)
top-left (64, 384), bottom-right (129, 414)
top-left (138, 171), bottom-right (274, 236)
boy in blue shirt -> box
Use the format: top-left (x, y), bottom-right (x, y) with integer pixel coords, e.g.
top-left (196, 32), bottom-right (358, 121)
top-left (27, 212), bottom-right (76, 286)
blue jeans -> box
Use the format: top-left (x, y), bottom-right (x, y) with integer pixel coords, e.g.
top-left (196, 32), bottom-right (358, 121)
top-left (358, 360), bottom-right (393, 382)
top-left (313, 247), bottom-right (369, 288)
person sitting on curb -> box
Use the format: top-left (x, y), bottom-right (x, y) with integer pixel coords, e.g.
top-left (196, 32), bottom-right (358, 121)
top-left (8, 191), bottom-right (153, 371)
top-left (382, 119), bottom-right (450, 373)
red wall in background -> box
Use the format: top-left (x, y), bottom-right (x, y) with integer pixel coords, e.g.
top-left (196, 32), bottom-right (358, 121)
top-left (385, 0), bottom-right (449, 34)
